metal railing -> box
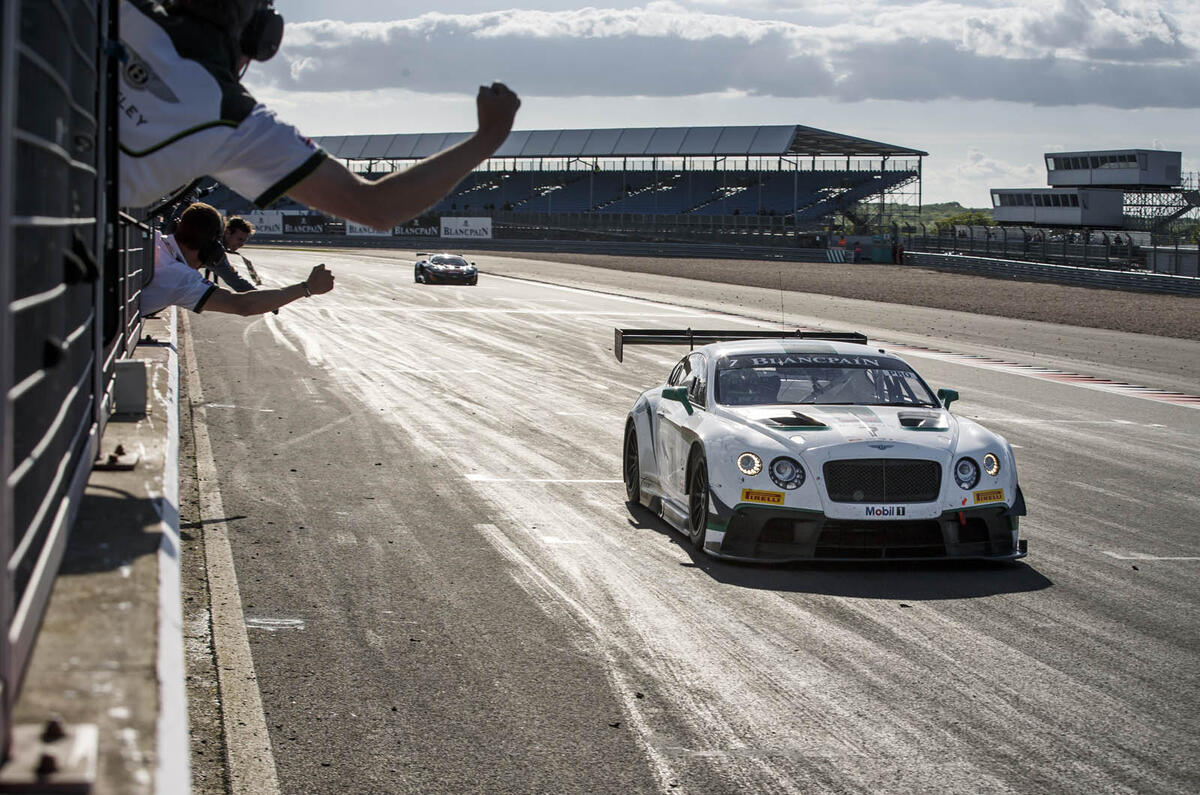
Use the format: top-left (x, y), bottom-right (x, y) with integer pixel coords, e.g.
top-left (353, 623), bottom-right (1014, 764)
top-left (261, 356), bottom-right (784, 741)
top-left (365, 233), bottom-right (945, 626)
top-left (899, 224), bottom-right (1200, 273)
top-left (0, 0), bottom-right (150, 756)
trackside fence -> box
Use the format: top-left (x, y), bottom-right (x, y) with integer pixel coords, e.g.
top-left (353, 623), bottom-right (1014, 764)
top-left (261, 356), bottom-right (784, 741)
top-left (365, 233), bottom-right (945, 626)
top-left (903, 252), bottom-right (1200, 296)
top-left (0, 0), bottom-right (150, 758)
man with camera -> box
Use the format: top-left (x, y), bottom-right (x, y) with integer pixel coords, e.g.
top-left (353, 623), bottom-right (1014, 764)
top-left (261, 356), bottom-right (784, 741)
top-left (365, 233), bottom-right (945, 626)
top-left (119, 0), bottom-right (520, 229)
top-left (142, 203), bottom-right (333, 317)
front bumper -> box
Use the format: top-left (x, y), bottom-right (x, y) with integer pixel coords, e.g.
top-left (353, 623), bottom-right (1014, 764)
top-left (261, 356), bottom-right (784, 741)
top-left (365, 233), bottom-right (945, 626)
top-left (425, 270), bottom-right (476, 283)
top-left (707, 504), bottom-right (1026, 562)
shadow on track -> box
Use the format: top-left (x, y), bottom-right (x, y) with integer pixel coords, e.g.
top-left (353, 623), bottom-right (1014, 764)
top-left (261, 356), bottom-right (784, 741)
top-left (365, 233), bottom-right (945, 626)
top-left (625, 501), bottom-right (1053, 601)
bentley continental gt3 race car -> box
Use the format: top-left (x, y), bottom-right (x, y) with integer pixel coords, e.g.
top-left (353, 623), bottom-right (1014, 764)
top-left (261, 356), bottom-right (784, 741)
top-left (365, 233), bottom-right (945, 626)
top-left (617, 329), bottom-right (1028, 562)
top-left (413, 253), bottom-right (478, 285)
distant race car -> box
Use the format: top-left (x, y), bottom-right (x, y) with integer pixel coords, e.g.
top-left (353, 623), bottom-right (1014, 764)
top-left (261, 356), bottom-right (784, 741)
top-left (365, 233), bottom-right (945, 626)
top-left (413, 253), bottom-right (478, 285)
top-left (617, 329), bottom-right (1027, 563)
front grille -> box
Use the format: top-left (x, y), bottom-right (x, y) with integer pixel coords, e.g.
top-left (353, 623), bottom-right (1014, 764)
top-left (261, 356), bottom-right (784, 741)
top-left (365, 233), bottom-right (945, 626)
top-left (823, 459), bottom-right (941, 503)
top-left (815, 520), bottom-right (946, 559)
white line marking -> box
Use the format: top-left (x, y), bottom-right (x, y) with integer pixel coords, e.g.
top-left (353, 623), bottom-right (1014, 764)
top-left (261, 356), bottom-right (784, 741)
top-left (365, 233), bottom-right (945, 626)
top-left (540, 536), bottom-right (581, 545)
top-left (182, 313), bottom-right (282, 795)
top-left (466, 475), bottom-right (622, 484)
top-left (205, 403), bottom-right (275, 412)
top-left (245, 618), bottom-right (307, 632)
top-left (890, 346), bottom-right (1200, 411)
top-left (357, 308), bottom-right (721, 316)
top-left (386, 368), bottom-right (485, 374)
top-left (1103, 551), bottom-right (1200, 561)
top-left (155, 306), bottom-right (190, 794)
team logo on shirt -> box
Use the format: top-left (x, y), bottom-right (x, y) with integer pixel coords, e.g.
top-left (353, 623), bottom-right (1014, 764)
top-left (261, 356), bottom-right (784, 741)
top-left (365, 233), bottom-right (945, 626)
top-left (122, 45), bottom-right (179, 103)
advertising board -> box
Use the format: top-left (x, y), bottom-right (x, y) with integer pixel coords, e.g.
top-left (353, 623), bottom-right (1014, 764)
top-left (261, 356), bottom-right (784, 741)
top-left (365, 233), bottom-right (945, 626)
top-left (283, 214), bottom-right (334, 235)
top-left (392, 223), bottom-right (440, 238)
top-left (239, 210), bottom-right (283, 234)
top-left (347, 222), bottom-right (387, 236)
top-left (440, 217), bottom-right (492, 239)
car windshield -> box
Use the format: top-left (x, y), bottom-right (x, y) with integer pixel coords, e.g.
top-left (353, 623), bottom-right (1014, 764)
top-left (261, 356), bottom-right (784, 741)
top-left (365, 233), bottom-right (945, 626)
top-left (715, 353), bottom-right (939, 407)
top-left (431, 255), bottom-right (468, 267)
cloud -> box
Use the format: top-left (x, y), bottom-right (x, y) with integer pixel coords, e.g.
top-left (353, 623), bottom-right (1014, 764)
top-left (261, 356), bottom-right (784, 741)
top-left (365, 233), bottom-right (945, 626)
top-left (248, 1), bottom-right (1199, 109)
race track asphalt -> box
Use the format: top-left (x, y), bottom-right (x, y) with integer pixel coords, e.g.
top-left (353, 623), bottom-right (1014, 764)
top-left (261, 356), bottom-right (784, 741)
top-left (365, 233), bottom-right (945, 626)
top-left (181, 247), bottom-right (1200, 794)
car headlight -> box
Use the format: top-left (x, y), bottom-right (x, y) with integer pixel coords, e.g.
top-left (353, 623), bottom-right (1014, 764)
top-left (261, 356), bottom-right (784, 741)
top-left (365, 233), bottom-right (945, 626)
top-left (736, 452), bottom-right (763, 476)
top-left (954, 457), bottom-right (980, 490)
top-left (982, 453), bottom-right (1000, 477)
top-left (769, 457), bottom-right (805, 490)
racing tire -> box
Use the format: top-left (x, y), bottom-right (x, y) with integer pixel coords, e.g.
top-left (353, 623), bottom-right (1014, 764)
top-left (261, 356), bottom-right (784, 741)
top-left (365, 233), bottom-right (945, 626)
top-left (468, 276), bottom-right (478, 286)
top-left (686, 452), bottom-right (708, 549)
top-left (622, 422), bottom-right (640, 503)
top-left (414, 269), bottom-right (424, 284)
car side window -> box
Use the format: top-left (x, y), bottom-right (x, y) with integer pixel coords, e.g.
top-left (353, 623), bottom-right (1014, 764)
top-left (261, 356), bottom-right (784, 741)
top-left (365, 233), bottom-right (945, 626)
top-left (685, 353), bottom-right (707, 408)
top-left (667, 356), bottom-right (690, 386)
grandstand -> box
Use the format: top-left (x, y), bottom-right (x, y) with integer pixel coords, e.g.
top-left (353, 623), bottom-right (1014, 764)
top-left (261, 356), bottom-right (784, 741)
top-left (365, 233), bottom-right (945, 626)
top-left (213, 124), bottom-right (926, 236)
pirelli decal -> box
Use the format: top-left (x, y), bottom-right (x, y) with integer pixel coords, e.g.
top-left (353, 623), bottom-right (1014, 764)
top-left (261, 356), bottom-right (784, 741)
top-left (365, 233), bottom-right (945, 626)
top-left (973, 489), bottom-right (1005, 505)
top-left (742, 488), bottom-right (785, 506)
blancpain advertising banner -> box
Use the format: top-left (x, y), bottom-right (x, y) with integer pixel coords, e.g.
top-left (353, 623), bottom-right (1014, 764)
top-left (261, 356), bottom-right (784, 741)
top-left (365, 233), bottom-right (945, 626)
top-left (239, 210), bottom-right (283, 235)
top-left (346, 222), bottom-right (387, 236)
top-left (392, 223), bottom-right (440, 237)
top-left (440, 217), bottom-right (492, 239)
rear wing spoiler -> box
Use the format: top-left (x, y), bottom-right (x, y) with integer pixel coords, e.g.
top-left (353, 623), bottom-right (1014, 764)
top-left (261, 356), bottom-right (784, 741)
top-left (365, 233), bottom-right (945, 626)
top-left (614, 328), bottom-right (868, 362)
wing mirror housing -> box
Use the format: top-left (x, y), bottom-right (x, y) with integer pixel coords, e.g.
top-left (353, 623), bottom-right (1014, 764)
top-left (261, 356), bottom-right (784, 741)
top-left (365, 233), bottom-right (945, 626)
top-left (937, 388), bottom-right (959, 409)
top-left (662, 387), bottom-right (694, 415)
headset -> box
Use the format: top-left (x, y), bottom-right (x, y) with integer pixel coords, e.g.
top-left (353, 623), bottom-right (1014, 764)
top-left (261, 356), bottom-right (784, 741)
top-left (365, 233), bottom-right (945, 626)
top-left (239, 0), bottom-right (284, 62)
top-left (198, 230), bottom-right (226, 269)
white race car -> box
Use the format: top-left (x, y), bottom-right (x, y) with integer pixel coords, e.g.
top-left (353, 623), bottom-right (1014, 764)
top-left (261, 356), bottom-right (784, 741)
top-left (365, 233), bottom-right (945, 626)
top-left (617, 329), bottom-right (1028, 562)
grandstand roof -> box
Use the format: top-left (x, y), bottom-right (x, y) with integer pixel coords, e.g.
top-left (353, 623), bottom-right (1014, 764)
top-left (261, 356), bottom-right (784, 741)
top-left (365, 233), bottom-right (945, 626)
top-left (314, 124), bottom-right (927, 161)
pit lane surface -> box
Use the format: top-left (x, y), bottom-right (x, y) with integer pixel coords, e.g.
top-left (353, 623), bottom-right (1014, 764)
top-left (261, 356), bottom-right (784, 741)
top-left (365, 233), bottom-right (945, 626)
top-left (184, 248), bottom-right (1200, 794)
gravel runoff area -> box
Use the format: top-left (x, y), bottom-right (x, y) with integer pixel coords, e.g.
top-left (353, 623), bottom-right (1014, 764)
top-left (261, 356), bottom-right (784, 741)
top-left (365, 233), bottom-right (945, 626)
top-left (484, 251), bottom-right (1200, 342)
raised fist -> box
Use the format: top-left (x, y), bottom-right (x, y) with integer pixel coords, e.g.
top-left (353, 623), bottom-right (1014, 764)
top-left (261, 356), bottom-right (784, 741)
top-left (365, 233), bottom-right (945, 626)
top-left (476, 82), bottom-right (520, 146)
top-left (306, 263), bottom-right (335, 295)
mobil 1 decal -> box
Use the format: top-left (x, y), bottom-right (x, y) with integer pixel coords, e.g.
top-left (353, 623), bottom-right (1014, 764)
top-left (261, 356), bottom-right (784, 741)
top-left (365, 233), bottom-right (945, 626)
top-left (865, 505), bottom-right (906, 517)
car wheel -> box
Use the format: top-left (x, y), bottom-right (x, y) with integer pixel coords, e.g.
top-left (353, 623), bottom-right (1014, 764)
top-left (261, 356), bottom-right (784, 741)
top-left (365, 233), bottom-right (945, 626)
top-left (623, 422), bottom-right (640, 503)
top-left (687, 451), bottom-right (708, 549)
top-left (468, 276), bottom-right (478, 286)
top-left (414, 269), bottom-right (423, 283)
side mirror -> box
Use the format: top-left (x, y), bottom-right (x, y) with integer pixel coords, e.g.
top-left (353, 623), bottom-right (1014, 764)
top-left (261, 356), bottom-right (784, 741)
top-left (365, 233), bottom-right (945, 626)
top-left (937, 388), bottom-right (959, 409)
top-left (662, 387), bottom-right (694, 415)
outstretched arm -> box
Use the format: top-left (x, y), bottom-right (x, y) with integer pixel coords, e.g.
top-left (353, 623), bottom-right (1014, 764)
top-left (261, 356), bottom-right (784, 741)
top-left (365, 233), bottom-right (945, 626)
top-left (203, 264), bottom-right (334, 316)
top-left (208, 251), bottom-right (257, 293)
top-left (285, 83), bottom-right (520, 230)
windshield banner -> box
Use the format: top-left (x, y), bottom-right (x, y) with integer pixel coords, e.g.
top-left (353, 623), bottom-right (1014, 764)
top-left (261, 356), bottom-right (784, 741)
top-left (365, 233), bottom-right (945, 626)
top-left (721, 354), bottom-right (910, 370)
top-left (441, 217), bottom-right (492, 239)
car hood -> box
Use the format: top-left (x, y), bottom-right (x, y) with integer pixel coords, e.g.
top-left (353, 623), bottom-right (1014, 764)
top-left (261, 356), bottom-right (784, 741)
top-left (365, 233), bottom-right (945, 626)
top-left (723, 404), bottom-right (958, 452)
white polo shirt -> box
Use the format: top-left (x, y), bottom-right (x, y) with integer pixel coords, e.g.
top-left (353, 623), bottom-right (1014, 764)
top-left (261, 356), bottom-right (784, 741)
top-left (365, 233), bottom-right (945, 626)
top-left (119, 0), bottom-right (327, 208)
top-left (140, 232), bottom-right (218, 316)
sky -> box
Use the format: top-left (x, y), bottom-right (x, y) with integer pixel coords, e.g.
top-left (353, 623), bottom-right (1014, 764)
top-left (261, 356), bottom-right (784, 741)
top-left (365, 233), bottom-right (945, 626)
top-left (244, 1), bottom-right (1200, 206)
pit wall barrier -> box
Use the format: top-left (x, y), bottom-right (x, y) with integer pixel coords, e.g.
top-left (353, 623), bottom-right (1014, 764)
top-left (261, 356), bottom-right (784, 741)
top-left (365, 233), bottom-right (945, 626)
top-left (1, 0), bottom-right (154, 772)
